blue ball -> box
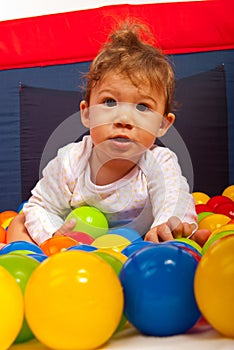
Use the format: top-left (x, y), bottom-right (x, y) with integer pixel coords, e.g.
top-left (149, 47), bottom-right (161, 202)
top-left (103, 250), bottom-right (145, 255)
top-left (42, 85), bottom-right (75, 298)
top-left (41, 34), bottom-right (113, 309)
top-left (108, 227), bottom-right (143, 242)
top-left (17, 200), bottom-right (28, 213)
top-left (121, 241), bottom-right (153, 257)
top-left (66, 244), bottom-right (97, 252)
top-left (0, 241), bottom-right (44, 255)
top-left (120, 244), bottom-right (201, 336)
top-left (161, 240), bottom-right (202, 256)
top-left (27, 253), bottom-right (48, 262)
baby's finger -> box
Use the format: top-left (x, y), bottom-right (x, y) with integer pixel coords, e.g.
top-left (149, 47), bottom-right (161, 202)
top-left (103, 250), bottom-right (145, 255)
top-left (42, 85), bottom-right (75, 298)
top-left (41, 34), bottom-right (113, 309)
top-left (157, 223), bottom-right (174, 241)
top-left (182, 222), bottom-right (193, 238)
top-left (191, 229), bottom-right (211, 247)
top-left (167, 216), bottom-right (183, 238)
top-left (144, 227), bottom-right (160, 243)
top-left (57, 218), bottom-right (77, 235)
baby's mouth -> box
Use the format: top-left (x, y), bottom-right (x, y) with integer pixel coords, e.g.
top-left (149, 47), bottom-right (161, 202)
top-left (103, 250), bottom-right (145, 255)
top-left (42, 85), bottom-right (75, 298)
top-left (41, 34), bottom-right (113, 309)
top-left (112, 137), bottom-right (132, 143)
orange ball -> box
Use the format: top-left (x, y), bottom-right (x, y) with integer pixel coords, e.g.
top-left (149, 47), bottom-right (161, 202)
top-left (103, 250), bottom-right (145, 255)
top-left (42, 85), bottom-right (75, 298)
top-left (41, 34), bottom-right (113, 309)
top-left (40, 236), bottom-right (78, 256)
top-left (0, 226), bottom-right (6, 243)
top-left (0, 211), bottom-right (17, 226)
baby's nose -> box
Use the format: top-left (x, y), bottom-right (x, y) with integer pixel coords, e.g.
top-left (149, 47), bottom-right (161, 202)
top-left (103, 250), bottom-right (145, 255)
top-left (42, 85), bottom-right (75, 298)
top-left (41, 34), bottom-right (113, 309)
top-left (113, 121), bottom-right (133, 129)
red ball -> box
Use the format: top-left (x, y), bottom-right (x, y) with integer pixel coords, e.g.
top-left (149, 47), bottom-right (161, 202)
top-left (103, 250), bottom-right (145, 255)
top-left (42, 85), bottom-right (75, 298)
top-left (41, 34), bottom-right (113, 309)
top-left (64, 231), bottom-right (94, 245)
top-left (206, 195), bottom-right (233, 211)
top-left (213, 202), bottom-right (234, 219)
top-left (195, 204), bottom-right (212, 214)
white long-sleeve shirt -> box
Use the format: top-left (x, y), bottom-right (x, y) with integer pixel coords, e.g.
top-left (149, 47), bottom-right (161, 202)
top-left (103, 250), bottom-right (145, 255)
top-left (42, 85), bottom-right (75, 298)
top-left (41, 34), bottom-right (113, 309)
top-left (24, 136), bottom-right (197, 244)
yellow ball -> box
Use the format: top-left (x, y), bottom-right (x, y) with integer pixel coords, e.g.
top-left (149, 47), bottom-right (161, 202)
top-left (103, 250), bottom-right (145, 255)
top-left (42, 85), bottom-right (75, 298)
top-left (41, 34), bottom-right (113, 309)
top-left (198, 213), bottom-right (231, 232)
top-left (91, 234), bottom-right (131, 252)
top-left (0, 266), bottom-right (24, 349)
top-left (96, 248), bottom-right (128, 263)
top-left (192, 192), bottom-right (210, 205)
top-left (194, 235), bottom-right (234, 337)
top-left (209, 223), bottom-right (234, 239)
top-left (222, 184), bottom-right (234, 201)
top-left (24, 251), bottom-right (124, 350)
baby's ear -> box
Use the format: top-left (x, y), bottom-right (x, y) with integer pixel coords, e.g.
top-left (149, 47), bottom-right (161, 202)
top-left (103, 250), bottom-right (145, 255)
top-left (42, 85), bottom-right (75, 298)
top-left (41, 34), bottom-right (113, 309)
top-left (157, 113), bottom-right (175, 137)
top-left (80, 100), bottom-right (90, 128)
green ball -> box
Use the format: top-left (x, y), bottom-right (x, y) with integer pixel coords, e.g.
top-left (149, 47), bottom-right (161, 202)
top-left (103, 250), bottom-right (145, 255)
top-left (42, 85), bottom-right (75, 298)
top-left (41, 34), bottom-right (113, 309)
top-left (175, 237), bottom-right (202, 254)
top-left (0, 254), bottom-right (39, 343)
top-left (197, 211), bottom-right (213, 223)
top-left (65, 206), bottom-right (108, 239)
top-left (202, 230), bottom-right (234, 255)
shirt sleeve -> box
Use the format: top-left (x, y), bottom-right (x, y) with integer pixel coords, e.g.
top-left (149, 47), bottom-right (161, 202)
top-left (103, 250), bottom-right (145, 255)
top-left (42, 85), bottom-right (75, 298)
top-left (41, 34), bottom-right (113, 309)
top-left (23, 143), bottom-right (77, 245)
top-left (142, 147), bottom-right (197, 229)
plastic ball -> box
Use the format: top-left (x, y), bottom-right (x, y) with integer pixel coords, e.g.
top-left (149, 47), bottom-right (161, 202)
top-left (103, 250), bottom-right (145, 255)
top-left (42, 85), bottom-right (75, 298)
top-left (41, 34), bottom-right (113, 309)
top-left (0, 241), bottom-right (44, 255)
top-left (91, 234), bottom-right (131, 252)
top-left (197, 211), bottom-right (213, 223)
top-left (206, 195), bottom-right (233, 211)
top-left (40, 235), bottom-right (78, 256)
top-left (108, 227), bottom-right (143, 242)
top-left (198, 213), bottom-right (230, 232)
top-left (93, 250), bottom-right (123, 276)
top-left (192, 192), bottom-right (210, 205)
top-left (120, 244), bottom-right (201, 336)
top-left (121, 241), bottom-right (153, 257)
top-left (195, 204), bottom-right (212, 214)
top-left (213, 202), bottom-right (234, 219)
top-left (0, 266), bottom-right (24, 349)
top-left (0, 226), bottom-right (6, 243)
top-left (65, 206), bottom-right (108, 239)
top-left (208, 223), bottom-right (234, 238)
top-left (96, 248), bottom-right (128, 264)
top-left (67, 244), bottom-right (97, 252)
top-left (194, 235), bottom-right (234, 337)
top-left (0, 210), bottom-right (18, 226)
top-left (64, 231), bottom-right (94, 245)
top-left (0, 254), bottom-right (40, 343)
top-left (161, 241), bottom-right (202, 263)
top-left (25, 251), bottom-right (123, 350)
top-left (222, 184), bottom-right (234, 201)
top-left (17, 201), bottom-right (28, 213)
top-left (27, 253), bottom-right (48, 262)
top-left (202, 231), bottom-right (234, 255)
top-left (93, 250), bottom-right (127, 333)
top-left (174, 237), bottom-right (202, 254)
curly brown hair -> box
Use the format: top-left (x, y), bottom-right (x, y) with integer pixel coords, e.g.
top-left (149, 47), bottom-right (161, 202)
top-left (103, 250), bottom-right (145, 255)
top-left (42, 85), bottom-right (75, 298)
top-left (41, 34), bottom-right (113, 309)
top-left (85, 20), bottom-right (175, 115)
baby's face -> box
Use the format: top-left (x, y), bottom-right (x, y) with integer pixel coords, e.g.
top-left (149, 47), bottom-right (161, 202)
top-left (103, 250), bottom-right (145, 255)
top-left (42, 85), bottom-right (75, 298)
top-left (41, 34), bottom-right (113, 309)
top-left (81, 73), bottom-right (170, 161)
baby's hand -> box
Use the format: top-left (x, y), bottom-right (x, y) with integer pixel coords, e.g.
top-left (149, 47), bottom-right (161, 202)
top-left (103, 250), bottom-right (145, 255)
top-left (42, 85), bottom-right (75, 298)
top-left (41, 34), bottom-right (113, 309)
top-left (144, 216), bottom-right (197, 243)
top-left (53, 219), bottom-right (76, 237)
top-left (144, 216), bottom-right (211, 247)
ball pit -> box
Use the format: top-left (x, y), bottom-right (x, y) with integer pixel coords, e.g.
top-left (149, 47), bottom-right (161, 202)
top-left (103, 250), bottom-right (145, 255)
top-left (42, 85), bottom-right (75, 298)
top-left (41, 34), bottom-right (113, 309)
top-left (0, 187), bottom-right (233, 349)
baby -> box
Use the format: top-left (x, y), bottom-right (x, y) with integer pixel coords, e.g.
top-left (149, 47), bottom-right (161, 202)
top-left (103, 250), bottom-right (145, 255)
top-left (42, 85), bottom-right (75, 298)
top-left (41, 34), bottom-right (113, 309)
top-left (7, 20), bottom-right (210, 246)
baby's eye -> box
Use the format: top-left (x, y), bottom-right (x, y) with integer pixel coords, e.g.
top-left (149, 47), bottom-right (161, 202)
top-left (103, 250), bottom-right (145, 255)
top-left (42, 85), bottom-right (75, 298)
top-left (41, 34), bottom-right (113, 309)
top-left (136, 103), bottom-right (150, 112)
top-left (104, 98), bottom-right (117, 107)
